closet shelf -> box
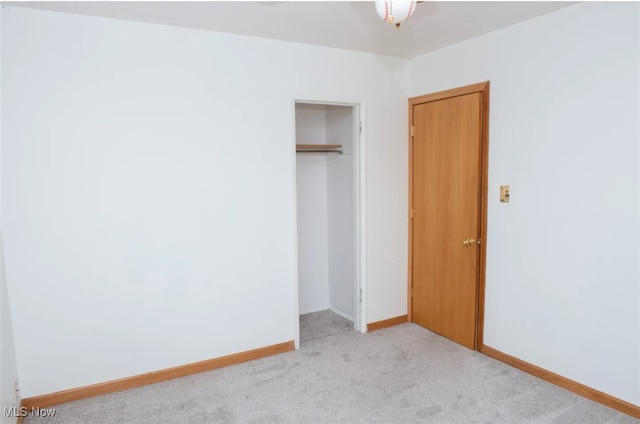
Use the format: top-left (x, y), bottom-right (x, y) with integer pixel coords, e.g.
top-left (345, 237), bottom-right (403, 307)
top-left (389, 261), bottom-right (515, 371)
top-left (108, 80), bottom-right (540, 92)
top-left (296, 144), bottom-right (343, 154)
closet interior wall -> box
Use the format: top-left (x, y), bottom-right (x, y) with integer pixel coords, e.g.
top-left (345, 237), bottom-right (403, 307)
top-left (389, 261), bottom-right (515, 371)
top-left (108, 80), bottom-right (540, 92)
top-left (296, 103), bottom-right (355, 322)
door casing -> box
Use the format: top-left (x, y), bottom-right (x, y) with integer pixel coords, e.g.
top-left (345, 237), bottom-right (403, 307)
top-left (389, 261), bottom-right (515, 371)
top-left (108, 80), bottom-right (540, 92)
top-left (407, 81), bottom-right (490, 350)
top-left (291, 94), bottom-right (367, 349)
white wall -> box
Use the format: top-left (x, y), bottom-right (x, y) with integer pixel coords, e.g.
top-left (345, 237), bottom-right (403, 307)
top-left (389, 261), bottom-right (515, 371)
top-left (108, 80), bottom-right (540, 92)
top-left (326, 107), bottom-right (355, 320)
top-left (289, 50), bottom-right (410, 325)
top-left (1, 236), bottom-right (20, 424)
top-left (296, 105), bottom-right (330, 314)
top-left (409, 2), bottom-right (639, 405)
top-left (1, 8), bottom-right (21, 421)
top-left (1, 6), bottom-right (409, 397)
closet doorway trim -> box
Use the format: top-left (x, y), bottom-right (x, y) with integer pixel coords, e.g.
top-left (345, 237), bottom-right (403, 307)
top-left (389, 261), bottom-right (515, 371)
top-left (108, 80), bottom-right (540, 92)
top-left (291, 94), bottom-right (367, 346)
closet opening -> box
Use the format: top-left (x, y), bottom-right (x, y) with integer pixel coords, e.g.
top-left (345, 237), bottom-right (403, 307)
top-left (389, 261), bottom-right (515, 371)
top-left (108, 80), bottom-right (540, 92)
top-left (294, 99), bottom-right (364, 346)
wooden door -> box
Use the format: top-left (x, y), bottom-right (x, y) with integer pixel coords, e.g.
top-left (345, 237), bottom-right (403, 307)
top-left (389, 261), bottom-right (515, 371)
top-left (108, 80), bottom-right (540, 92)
top-left (409, 83), bottom-right (489, 350)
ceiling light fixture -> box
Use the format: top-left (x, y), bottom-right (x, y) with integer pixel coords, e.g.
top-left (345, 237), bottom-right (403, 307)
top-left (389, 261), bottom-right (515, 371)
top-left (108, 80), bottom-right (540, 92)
top-left (375, 0), bottom-right (417, 29)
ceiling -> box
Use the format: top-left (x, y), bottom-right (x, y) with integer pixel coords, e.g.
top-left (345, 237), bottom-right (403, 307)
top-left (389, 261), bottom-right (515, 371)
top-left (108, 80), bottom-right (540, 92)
top-left (8, 1), bottom-right (577, 58)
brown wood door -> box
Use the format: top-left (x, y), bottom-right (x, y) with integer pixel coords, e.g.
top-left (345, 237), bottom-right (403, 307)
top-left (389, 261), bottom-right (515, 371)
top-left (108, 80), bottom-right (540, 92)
top-left (410, 84), bottom-right (488, 350)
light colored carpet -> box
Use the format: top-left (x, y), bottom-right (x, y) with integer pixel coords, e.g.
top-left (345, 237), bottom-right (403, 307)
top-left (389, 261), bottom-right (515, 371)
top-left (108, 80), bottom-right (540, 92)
top-left (24, 310), bottom-right (636, 423)
top-left (299, 310), bottom-right (354, 343)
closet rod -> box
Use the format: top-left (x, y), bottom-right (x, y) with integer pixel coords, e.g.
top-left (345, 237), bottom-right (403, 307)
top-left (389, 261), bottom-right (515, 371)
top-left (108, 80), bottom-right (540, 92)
top-left (296, 149), bottom-right (343, 155)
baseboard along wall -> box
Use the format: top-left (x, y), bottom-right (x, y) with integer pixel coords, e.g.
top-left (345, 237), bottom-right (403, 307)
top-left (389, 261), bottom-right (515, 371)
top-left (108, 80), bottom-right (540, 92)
top-left (367, 315), bottom-right (408, 332)
top-left (20, 341), bottom-right (295, 411)
top-left (16, 333), bottom-right (637, 420)
top-left (480, 345), bottom-right (639, 419)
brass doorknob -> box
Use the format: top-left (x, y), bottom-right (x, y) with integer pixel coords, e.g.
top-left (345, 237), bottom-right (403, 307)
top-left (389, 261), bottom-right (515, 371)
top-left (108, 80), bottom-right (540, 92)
top-left (463, 238), bottom-right (476, 247)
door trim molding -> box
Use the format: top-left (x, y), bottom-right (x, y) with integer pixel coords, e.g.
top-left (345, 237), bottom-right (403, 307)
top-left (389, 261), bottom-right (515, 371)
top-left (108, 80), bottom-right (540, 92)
top-left (291, 95), bottom-right (367, 339)
top-left (407, 81), bottom-right (490, 350)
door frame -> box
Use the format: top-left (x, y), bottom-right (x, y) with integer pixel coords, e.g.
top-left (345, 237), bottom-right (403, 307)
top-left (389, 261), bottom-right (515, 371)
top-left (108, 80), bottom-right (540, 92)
top-left (407, 81), bottom-right (490, 350)
top-left (291, 94), bottom-right (367, 349)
